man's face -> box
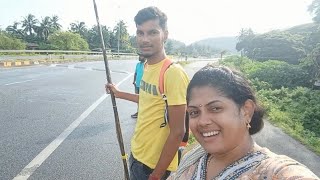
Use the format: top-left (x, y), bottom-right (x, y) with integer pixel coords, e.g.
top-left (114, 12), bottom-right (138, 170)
top-left (136, 19), bottom-right (168, 59)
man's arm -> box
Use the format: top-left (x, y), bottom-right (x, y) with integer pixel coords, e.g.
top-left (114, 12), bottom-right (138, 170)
top-left (150, 104), bottom-right (186, 179)
top-left (105, 83), bottom-right (139, 103)
top-left (133, 72), bottom-right (137, 85)
top-left (117, 91), bottom-right (139, 103)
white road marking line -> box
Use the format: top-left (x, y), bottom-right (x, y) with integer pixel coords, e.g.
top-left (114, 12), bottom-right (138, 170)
top-left (68, 65), bottom-right (75, 69)
top-left (13, 73), bottom-right (133, 180)
top-left (50, 65), bottom-right (131, 74)
top-left (111, 70), bottom-right (131, 74)
top-left (5, 79), bottom-right (38, 86)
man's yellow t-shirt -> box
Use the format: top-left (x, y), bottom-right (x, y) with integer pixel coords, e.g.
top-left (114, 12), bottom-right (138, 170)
top-left (131, 58), bottom-right (189, 171)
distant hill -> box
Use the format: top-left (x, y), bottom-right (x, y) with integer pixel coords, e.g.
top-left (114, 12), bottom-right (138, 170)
top-left (285, 23), bottom-right (318, 35)
top-left (167, 39), bottom-right (185, 49)
top-left (192, 36), bottom-right (238, 53)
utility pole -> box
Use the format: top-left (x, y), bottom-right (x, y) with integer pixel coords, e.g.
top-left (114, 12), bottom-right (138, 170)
top-left (117, 5), bottom-right (120, 56)
top-left (117, 21), bottom-right (120, 56)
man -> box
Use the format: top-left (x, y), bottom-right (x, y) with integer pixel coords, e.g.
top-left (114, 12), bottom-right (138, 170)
top-left (106, 6), bottom-right (189, 180)
top-left (131, 53), bottom-right (146, 118)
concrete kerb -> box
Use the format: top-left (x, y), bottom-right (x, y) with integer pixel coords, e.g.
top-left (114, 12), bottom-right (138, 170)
top-left (0, 60), bottom-right (45, 67)
top-left (0, 56), bottom-right (196, 68)
top-left (0, 59), bottom-right (99, 68)
top-left (0, 56), bottom-right (140, 68)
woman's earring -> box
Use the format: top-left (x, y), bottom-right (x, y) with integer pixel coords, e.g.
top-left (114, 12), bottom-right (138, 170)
top-left (246, 123), bottom-right (251, 129)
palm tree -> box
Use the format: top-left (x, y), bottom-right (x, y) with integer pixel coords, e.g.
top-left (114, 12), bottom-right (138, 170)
top-left (6, 22), bottom-right (20, 34)
top-left (51, 15), bottom-right (62, 31)
top-left (21, 14), bottom-right (38, 36)
top-left (39, 16), bottom-right (52, 41)
top-left (112, 20), bottom-right (130, 52)
top-left (70, 21), bottom-right (87, 38)
top-left (87, 25), bottom-right (111, 49)
top-left (6, 21), bottom-right (23, 38)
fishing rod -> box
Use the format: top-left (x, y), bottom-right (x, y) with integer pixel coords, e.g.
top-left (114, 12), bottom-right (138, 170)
top-left (92, 0), bottom-right (129, 179)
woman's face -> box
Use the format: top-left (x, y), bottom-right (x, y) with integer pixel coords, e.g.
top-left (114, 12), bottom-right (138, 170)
top-left (187, 86), bottom-right (252, 155)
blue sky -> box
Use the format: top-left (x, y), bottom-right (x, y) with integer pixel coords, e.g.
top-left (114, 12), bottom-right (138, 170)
top-left (0, 0), bottom-right (314, 44)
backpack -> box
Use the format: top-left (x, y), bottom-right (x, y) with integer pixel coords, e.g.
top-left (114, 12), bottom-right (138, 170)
top-left (158, 59), bottom-right (189, 150)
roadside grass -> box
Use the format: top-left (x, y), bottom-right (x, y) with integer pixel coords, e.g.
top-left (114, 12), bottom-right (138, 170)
top-left (219, 56), bottom-right (320, 156)
top-left (258, 88), bottom-right (320, 155)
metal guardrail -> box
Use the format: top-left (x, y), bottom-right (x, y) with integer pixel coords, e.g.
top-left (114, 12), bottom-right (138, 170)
top-left (0, 50), bottom-right (137, 56)
top-left (0, 50), bottom-right (139, 63)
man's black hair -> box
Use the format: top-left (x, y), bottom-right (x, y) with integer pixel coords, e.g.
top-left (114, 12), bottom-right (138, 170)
top-left (134, 6), bottom-right (168, 30)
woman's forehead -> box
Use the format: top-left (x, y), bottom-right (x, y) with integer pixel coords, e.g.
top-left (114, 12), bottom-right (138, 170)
top-left (188, 86), bottom-right (224, 103)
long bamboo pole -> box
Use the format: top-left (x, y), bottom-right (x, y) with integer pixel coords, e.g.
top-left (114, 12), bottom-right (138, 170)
top-left (92, 1), bottom-right (129, 179)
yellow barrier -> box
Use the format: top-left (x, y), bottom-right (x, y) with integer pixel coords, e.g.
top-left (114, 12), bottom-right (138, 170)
top-left (23, 61), bottom-right (30, 65)
top-left (4, 62), bottom-right (12, 67)
top-left (15, 61), bottom-right (22, 66)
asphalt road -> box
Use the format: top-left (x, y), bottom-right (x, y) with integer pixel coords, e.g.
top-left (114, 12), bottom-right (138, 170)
top-left (0, 61), bottom-right (137, 180)
top-left (0, 60), bottom-right (319, 180)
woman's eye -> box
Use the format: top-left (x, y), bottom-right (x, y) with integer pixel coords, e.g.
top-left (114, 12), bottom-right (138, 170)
top-left (210, 106), bottom-right (221, 112)
top-left (188, 110), bottom-right (199, 118)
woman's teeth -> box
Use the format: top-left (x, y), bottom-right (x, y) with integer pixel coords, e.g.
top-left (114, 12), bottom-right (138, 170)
top-left (203, 131), bottom-right (219, 137)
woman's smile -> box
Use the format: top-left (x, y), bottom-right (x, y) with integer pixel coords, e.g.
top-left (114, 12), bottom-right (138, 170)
top-left (201, 130), bottom-right (220, 142)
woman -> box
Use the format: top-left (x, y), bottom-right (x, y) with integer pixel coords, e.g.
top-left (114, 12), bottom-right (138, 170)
top-left (168, 65), bottom-right (318, 179)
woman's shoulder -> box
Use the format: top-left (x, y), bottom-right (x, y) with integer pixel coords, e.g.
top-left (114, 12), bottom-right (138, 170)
top-left (257, 147), bottom-right (319, 179)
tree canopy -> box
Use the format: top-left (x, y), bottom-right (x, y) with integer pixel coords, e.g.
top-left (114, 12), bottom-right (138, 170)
top-left (2, 13), bottom-right (220, 58)
top-left (0, 32), bottom-right (26, 50)
top-left (309, 0), bottom-right (320, 23)
top-left (48, 32), bottom-right (89, 51)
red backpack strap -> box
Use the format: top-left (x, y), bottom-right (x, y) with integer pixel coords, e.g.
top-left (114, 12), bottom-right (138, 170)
top-left (159, 58), bottom-right (173, 95)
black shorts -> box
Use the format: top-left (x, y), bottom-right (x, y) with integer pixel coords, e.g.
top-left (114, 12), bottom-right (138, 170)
top-left (129, 154), bottom-right (171, 180)
top-left (135, 87), bottom-right (140, 94)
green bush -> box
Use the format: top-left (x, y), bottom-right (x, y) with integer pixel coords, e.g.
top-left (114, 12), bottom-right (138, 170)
top-left (48, 32), bottom-right (89, 51)
top-left (221, 56), bottom-right (313, 89)
top-left (221, 56), bottom-right (320, 154)
top-left (0, 33), bottom-right (26, 50)
top-left (38, 42), bottom-right (59, 50)
top-left (247, 61), bottom-right (312, 89)
top-left (258, 87), bottom-right (320, 153)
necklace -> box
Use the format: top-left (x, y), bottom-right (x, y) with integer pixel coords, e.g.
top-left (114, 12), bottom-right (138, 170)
top-left (207, 155), bottom-right (214, 166)
top-left (205, 154), bottom-right (214, 179)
